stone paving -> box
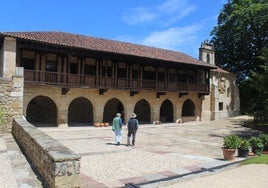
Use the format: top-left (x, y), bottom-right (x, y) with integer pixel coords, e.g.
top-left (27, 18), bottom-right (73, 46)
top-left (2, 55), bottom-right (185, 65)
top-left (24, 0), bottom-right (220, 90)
top-left (0, 133), bottom-right (43, 188)
top-left (0, 116), bottom-right (261, 188)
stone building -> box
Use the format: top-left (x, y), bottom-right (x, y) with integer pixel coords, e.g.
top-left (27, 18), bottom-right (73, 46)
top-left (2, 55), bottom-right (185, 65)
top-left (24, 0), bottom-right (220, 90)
top-left (0, 31), bottom-right (240, 128)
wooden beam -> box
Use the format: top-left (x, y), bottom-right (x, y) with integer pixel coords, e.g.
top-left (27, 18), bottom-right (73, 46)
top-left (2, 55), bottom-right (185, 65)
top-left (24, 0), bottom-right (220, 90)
top-left (99, 88), bottom-right (107, 95)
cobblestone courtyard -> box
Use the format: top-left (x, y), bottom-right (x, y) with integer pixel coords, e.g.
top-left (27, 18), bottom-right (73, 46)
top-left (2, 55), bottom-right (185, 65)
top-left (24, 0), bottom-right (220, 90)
top-left (0, 116), bottom-right (262, 188)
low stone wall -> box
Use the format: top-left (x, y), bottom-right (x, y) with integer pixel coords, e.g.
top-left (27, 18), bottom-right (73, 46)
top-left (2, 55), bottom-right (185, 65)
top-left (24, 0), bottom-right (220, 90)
top-left (12, 117), bottom-right (81, 188)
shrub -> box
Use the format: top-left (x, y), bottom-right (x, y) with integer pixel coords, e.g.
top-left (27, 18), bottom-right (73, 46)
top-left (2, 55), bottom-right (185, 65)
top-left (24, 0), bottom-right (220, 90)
top-left (238, 137), bottom-right (250, 150)
top-left (259, 133), bottom-right (268, 150)
top-left (223, 134), bottom-right (240, 149)
top-left (259, 133), bottom-right (268, 145)
top-left (249, 136), bottom-right (264, 149)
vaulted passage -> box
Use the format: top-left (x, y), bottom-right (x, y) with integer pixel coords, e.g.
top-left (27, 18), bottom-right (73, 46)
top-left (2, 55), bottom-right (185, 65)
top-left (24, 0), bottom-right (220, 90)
top-left (68, 97), bottom-right (93, 126)
top-left (182, 99), bottom-right (195, 117)
top-left (160, 99), bottom-right (173, 123)
top-left (103, 98), bottom-right (124, 124)
top-left (134, 99), bottom-right (151, 124)
top-left (26, 96), bottom-right (57, 127)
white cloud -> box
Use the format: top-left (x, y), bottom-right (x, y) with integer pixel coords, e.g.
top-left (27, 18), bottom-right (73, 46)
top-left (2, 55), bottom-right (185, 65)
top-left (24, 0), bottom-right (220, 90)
top-left (142, 24), bottom-right (200, 51)
top-left (122, 0), bottom-right (195, 26)
top-left (122, 7), bottom-right (157, 25)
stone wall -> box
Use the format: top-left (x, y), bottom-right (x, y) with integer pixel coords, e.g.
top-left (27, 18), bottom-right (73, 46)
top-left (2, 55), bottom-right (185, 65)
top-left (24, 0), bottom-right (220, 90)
top-left (12, 117), bottom-right (81, 188)
top-left (0, 77), bottom-right (23, 132)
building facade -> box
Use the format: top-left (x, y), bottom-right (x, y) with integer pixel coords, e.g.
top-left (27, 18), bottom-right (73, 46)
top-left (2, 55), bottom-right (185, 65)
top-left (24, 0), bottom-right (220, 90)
top-left (0, 32), bottom-right (240, 128)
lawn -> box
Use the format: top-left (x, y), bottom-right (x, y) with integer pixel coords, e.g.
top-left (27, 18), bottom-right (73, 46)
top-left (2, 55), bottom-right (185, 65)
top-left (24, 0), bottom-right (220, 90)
top-left (241, 154), bottom-right (268, 165)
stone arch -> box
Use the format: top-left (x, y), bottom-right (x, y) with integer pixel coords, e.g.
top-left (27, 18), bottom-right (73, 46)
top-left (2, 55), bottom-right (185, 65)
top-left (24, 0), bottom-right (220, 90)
top-left (160, 99), bottom-right (173, 123)
top-left (134, 99), bottom-right (151, 124)
top-left (182, 99), bottom-right (196, 122)
top-left (68, 97), bottom-right (93, 126)
top-left (103, 98), bottom-right (124, 124)
top-left (26, 95), bottom-right (57, 127)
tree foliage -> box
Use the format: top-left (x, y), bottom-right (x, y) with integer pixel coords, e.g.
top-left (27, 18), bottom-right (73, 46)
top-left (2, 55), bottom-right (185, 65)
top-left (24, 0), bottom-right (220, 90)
top-left (247, 49), bottom-right (268, 121)
top-left (211, 0), bottom-right (268, 82)
top-left (211, 0), bottom-right (268, 118)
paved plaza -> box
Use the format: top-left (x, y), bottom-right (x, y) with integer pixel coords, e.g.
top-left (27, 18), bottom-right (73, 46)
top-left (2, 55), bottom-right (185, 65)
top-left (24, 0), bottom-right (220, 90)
top-left (1, 116), bottom-right (268, 188)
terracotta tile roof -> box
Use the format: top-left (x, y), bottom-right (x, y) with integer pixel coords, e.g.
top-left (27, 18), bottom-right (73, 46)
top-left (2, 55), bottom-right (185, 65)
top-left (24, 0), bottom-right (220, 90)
top-left (0, 31), bottom-right (216, 68)
top-left (212, 66), bottom-right (231, 74)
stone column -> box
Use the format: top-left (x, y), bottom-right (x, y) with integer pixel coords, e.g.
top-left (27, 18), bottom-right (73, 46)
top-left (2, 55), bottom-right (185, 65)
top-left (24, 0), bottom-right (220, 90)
top-left (1, 37), bottom-right (16, 78)
top-left (57, 109), bottom-right (68, 128)
top-left (94, 103), bottom-right (104, 123)
top-left (152, 102), bottom-right (160, 122)
top-left (201, 94), bottom-right (212, 121)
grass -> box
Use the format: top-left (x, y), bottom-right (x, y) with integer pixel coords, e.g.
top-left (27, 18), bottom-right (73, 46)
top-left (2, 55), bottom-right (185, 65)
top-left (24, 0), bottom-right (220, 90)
top-left (241, 154), bottom-right (268, 165)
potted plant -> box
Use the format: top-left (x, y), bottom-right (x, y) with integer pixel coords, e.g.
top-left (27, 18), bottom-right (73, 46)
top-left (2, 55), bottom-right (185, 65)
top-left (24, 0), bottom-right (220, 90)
top-left (249, 136), bottom-right (264, 156)
top-left (238, 137), bottom-right (250, 158)
top-left (222, 134), bottom-right (240, 160)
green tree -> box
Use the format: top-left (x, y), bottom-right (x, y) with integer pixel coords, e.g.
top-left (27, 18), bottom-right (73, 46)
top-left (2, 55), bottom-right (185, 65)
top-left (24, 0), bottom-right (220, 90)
top-left (211, 0), bottom-right (268, 116)
top-left (211, 0), bottom-right (268, 82)
top-left (247, 49), bottom-right (268, 121)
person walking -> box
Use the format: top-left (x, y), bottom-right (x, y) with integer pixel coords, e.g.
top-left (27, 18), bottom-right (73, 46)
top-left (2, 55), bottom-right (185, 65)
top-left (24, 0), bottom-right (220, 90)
top-left (112, 113), bottom-right (123, 145)
top-left (127, 113), bottom-right (139, 146)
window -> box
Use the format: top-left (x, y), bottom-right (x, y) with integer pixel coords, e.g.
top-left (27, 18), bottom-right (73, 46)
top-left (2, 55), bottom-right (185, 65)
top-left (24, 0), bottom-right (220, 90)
top-left (46, 54), bottom-right (57, 72)
top-left (143, 66), bottom-right (155, 80)
top-left (206, 54), bottom-right (210, 63)
top-left (46, 61), bottom-right (57, 72)
top-left (117, 68), bottom-right (126, 78)
top-left (85, 58), bottom-right (96, 75)
top-left (70, 63), bottom-right (78, 74)
top-left (22, 58), bottom-right (35, 70)
top-left (219, 102), bottom-right (223, 111)
top-left (85, 65), bottom-right (96, 75)
top-left (169, 73), bottom-right (176, 82)
top-left (101, 65), bottom-right (112, 77)
top-left (117, 62), bottom-right (126, 78)
top-left (178, 70), bottom-right (186, 82)
top-left (158, 72), bottom-right (165, 81)
top-left (188, 71), bottom-right (195, 83)
top-left (132, 69), bottom-right (138, 79)
top-left (143, 71), bottom-right (155, 80)
top-left (21, 50), bottom-right (35, 70)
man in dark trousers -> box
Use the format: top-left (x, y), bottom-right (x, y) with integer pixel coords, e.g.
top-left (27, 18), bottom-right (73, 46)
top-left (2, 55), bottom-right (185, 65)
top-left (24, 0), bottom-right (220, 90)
top-left (127, 113), bottom-right (139, 146)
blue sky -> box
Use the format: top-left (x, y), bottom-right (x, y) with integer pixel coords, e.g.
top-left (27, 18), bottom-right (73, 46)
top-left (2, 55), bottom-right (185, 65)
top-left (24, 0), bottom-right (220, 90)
top-left (1, 0), bottom-right (227, 58)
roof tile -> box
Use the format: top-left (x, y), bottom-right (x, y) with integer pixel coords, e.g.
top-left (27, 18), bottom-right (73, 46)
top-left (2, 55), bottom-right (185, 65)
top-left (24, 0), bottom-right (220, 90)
top-left (0, 31), bottom-right (217, 68)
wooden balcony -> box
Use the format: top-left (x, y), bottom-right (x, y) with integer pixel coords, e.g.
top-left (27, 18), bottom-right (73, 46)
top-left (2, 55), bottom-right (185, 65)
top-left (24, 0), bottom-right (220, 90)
top-left (24, 70), bottom-right (209, 93)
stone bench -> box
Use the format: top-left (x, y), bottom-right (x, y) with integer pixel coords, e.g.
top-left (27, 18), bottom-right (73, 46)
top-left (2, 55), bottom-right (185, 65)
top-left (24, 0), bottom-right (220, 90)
top-left (12, 117), bottom-right (81, 188)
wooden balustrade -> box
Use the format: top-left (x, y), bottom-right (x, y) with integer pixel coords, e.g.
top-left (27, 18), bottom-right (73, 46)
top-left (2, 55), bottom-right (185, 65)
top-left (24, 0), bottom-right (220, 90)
top-left (24, 70), bottom-right (209, 93)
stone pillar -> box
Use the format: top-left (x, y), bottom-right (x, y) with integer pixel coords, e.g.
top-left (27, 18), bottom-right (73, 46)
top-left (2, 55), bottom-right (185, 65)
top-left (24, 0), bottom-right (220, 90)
top-left (94, 103), bottom-right (104, 123)
top-left (58, 109), bottom-right (68, 128)
top-left (1, 37), bottom-right (17, 78)
top-left (152, 102), bottom-right (160, 122)
top-left (201, 94), bottom-right (211, 121)
top-left (124, 104), bottom-right (134, 124)
top-left (173, 103), bottom-right (179, 122)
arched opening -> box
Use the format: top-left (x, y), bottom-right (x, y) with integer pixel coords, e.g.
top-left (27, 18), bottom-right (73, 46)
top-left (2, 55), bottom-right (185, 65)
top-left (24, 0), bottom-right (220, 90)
top-left (134, 99), bottom-right (151, 124)
top-left (182, 99), bottom-right (196, 122)
top-left (160, 100), bottom-right (173, 123)
top-left (103, 98), bottom-right (124, 124)
top-left (68, 97), bottom-right (93, 126)
top-left (26, 96), bottom-right (57, 127)
top-left (206, 53), bottom-right (210, 63)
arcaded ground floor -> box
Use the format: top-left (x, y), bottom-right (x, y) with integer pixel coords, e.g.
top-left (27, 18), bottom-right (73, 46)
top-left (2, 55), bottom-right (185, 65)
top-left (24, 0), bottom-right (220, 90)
top-left (23, 84), bottom-right (209, 127)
